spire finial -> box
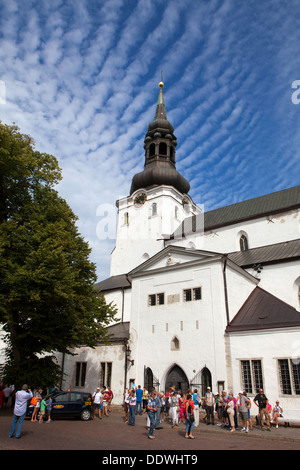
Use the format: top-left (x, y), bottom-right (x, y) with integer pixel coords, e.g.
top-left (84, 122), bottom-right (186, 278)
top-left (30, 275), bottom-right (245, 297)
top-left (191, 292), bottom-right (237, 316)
top-left (159, 70), bottom-right (164, 88)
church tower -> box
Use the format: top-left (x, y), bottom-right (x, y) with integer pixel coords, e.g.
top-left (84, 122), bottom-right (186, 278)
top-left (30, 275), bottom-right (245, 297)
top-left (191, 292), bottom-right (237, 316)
top-left (110, 79), bottom-right (201, 276)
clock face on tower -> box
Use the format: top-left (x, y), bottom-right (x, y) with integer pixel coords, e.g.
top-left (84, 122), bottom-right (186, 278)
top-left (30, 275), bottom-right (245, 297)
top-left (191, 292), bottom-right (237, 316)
top-left (133, 191), bottom-right (147, 207)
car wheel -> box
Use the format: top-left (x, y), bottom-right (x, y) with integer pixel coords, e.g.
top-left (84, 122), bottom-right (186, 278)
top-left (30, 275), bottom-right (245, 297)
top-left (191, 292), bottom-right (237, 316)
top-left (80, 409), bottom-right (92, 421)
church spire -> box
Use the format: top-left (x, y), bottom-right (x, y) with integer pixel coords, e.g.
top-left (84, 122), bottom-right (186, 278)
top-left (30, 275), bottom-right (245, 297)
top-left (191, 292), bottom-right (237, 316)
top-left (154, 73), bottom-right (167, 120)
top-left (129, 78), bottom-right (190, 196)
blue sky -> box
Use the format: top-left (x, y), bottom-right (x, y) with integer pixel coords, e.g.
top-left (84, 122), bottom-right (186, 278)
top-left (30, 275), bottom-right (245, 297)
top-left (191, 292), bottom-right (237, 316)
top-left (1, 0), bottom-right (300, 280)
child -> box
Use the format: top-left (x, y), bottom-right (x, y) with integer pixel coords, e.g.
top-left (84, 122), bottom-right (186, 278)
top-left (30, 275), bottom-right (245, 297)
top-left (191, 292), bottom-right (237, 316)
top-left (46, 396), bottom-right (53, 423)
top-left (39, 397), bottom-right (47, 423)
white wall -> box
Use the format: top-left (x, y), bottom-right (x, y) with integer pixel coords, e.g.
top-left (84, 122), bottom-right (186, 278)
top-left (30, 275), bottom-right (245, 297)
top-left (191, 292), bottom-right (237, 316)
top-left (128, 260), bottom-right (229, 393)
top-left (228, 328), bottom-right (300, 413)
top-left (59, 343), bottom-right (127, 405)
top-left (173, 208), bottom-right (300, 255)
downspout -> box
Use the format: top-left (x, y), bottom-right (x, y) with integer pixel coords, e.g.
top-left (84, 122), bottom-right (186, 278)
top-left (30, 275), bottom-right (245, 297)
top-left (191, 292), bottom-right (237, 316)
top-left (121, 287), bottom-right (125, 322)
top-left (222, 255), bottom-right (230, 325)
top-left (124, 340), bottom-right (129, 390)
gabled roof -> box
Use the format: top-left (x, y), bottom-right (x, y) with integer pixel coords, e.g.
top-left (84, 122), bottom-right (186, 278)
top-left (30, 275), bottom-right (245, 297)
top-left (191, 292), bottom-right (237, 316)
top-left (129, 245), bottom-right (223, 277)
top-left (226, 287), bottom-right (300, 333)
top-left (173, 185), bottom-right (300, 238)
top-left (106, 321), bottom-right (130, 342)
top-left (94, 274), bottom-right (131, 292)
top-left (228, 238), bottom-right (300, 268)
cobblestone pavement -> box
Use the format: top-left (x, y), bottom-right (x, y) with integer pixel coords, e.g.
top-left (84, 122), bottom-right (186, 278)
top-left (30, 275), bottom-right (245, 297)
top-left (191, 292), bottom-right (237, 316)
top-left (1, 406), bottom-right (299, 452)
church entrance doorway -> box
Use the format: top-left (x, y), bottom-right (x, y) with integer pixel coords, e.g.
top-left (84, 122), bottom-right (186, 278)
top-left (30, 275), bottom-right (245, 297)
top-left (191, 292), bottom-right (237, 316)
top-left (165, 365), bottom-right (189, 394)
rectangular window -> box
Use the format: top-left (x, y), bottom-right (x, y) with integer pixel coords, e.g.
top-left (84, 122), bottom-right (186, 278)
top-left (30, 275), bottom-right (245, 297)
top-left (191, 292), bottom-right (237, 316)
top-left (148, 293), bottom-right (165, 306)
top-left (252, 360), bottom-right (264, 392)
top-left (278, 359), bottom-right (292, 395)
top-left (183, 287), bottom-right (202, 302)
top-left (184, 289), bottom-right (192, 302)
top-left (75, 362), bottom-right (87, 387)
top-left (278, 359), bottom-right (300, 395)
top-left (241, 360), bottom-right (252, 394)
top-left (240, 359), bottom-right (263, 394)
top-left (193, 287), bottom-right (202, 300)
top-left (100, 362), bottom-right (112, 388)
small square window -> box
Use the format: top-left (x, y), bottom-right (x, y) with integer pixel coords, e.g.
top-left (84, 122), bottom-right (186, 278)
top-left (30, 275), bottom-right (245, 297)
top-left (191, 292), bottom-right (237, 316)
top-left (193, 287), bottom-right (202, 300)
top-left (183, 289), bottom-right (192, 302)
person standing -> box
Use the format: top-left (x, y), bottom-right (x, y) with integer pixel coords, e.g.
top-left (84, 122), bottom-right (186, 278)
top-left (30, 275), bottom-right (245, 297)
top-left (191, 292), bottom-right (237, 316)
top-left (205, 387), bottom-right (215, 425)
top-left (155, 392), bottom-right (164, 429)
top-left (192, 389), bottom-right (201, 427)
top-left (237, 391), bottom-right (250, 433)
top-left (226, 394), bottom-right (236, 432)
top-left (135, 385), bottom-right (143, 415)
top-left (31, 388), bottom-right (42, 422)
top-left (128, 390), bottom-right (136, 425)
top-left (38, 396), bottom-right (47, 423)
top-left (93, 387), bottom-right (103, 419)
top-left (147, 391), bottom-right (158, 439)
top-left (185, 393), bottom-right (195, 439)
top-left (169, 391), bottom-right (179, 428)
top-left (9, 384), bottom-right (33, 439)
top-left (253, 388), bottom-right (271, 431)
top-left (102, 388), bottom-right (109, 417)
top-left (142, 387), bottom-right (148, 413)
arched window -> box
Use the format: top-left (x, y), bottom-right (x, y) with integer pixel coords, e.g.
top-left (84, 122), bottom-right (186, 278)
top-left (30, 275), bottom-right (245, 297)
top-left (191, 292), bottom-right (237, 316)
top-left (239, 234), bottom-right (248, 251)
top-left (152, 203), bottom-right (157, 216)
top-left (171, 336), bottom-right (180, 351)
top-left (159, 142), bottom-right (167, 156)
top-left (170, 146), bottom-right (175, 162)
top-left (293, 276), bottom-right (300, 310)
top-left (149, 143), bottom-right (155, 157)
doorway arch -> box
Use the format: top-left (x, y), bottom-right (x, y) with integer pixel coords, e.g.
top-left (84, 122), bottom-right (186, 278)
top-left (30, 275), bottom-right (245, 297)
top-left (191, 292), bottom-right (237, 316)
top-left (165, 365), bottom-right (189, 394)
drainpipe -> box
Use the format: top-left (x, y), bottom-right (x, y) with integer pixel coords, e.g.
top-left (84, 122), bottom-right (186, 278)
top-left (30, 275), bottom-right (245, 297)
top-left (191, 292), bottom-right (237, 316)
top-left (121, 287), bottom-right (125, 322)
top-left (124, 340), bottom-right (129, 390)
top-left (222, 255), bottom-right (230, 325)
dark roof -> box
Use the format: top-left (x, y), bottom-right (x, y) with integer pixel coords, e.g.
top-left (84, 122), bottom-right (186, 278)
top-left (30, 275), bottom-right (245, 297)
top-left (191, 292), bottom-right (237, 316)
top-left (228, 239), bottom-right (300, 268)
top-left (105, 322), bottom-right (130, 342)
top-left (94, 274), bottom-right (131, 292)
top-left (173, 185), bottom-right (300, 238)
top-left (226, 287), bottom-right (300, 333)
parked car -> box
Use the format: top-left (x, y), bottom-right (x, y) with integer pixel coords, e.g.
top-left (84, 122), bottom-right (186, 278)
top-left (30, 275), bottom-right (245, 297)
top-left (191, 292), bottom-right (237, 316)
top-left (27, 390), bottom-right (93, 421)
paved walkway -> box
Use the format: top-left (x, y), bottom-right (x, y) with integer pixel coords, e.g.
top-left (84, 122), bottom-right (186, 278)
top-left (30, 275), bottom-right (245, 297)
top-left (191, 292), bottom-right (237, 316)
top-left (1, 406), bottom-right (299, 451)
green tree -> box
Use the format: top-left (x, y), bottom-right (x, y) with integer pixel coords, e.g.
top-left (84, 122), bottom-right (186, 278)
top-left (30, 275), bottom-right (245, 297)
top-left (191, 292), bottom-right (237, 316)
top-left (0, 122), bottom-right (117, 388)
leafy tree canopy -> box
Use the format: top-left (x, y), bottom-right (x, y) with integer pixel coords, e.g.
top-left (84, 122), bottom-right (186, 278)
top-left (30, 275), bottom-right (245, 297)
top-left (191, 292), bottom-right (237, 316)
top-left (0, 122), bottom-right (117, 388)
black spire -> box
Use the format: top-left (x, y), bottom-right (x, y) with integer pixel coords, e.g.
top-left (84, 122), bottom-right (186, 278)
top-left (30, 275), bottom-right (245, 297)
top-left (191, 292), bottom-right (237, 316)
top-left (130, 80), bottom-right (190, 195)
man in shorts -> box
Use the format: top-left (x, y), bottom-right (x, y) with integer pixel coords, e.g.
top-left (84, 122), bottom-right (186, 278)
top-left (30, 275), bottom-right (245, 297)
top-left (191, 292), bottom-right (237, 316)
top-left (93, 387), bottom-right (103, 419)
top-left (237, 391), bottom-right (250, 433)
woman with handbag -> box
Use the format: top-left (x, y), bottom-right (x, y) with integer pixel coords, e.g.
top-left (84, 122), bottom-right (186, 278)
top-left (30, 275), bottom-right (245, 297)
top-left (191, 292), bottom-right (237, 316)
top-left (184, 393), bottom-right (195, 439)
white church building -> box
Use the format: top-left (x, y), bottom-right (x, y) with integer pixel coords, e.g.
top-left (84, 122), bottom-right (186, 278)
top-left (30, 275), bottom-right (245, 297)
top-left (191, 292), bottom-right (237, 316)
top-left (58, 81), bottom-right (300, 414)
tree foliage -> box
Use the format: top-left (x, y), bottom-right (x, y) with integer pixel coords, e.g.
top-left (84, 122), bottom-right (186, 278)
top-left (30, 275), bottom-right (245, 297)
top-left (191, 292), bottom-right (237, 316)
top-left (0, 122), bottom-right (117, 388)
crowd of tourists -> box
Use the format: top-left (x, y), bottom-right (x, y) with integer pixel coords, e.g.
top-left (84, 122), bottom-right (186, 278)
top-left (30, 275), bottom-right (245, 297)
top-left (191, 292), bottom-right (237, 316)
top-left (122, 385), bottom-right (284, 439)
top-left (3, 381), bottom-right (284, 440)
